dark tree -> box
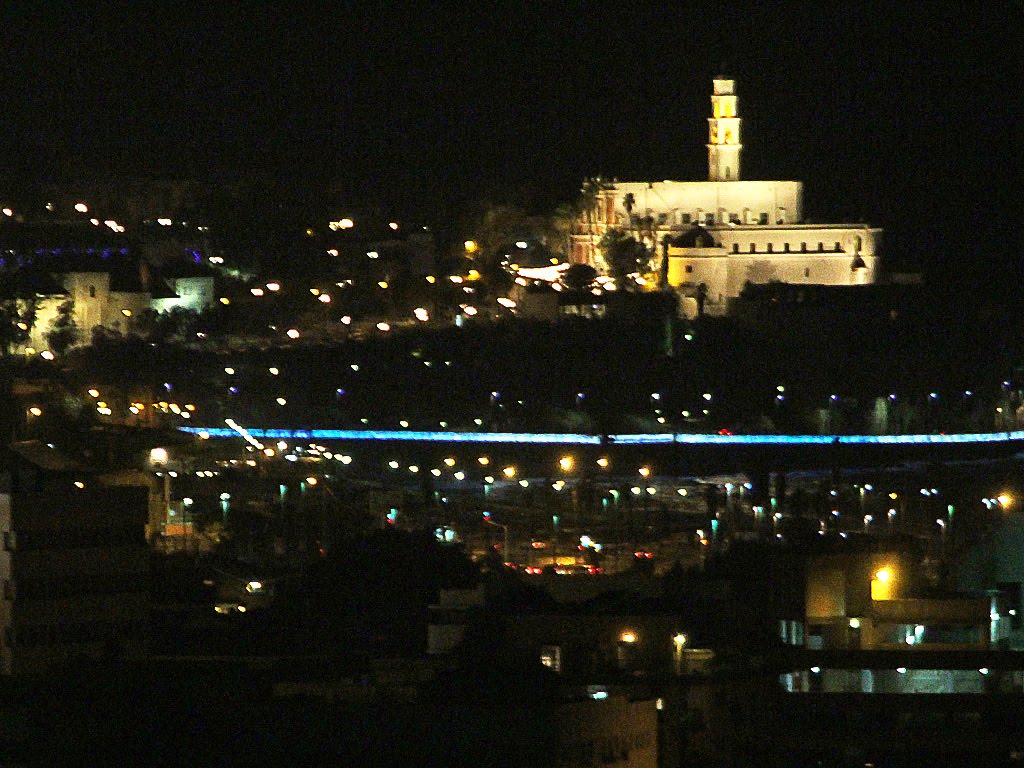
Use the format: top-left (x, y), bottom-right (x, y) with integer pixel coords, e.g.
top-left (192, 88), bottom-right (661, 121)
top-left (45, 299), bottom-right (79, 354)
top-left (598, 228), bottom-right (650, 282)
top-left (562, 263), bottom-right (597, 292)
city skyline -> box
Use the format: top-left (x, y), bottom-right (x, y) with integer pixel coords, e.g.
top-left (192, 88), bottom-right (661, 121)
top-left (0, 4), bottom-right (1016, 288)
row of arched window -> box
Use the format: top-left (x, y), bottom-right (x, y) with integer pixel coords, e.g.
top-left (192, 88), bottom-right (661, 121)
top-left (731, 241), bottom-right (847, 254)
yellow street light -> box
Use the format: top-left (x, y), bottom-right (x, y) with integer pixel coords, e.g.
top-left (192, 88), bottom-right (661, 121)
top-left (639, 466), bottom-right (651, 478)
top-left (872, 567), bottom-right (895, 601)
top-left (558, 456), bottom-right (574, 472)
top-left (502, 466), bottom-right (516, 479)
top-left (619, 630), bottom-right (638, 644)
top-left (464, 240), bottom-right (478, 254)
top-left (596, 457), bottom-right (610, 469)
top-left (997, 493), bottom-right (1013, 510)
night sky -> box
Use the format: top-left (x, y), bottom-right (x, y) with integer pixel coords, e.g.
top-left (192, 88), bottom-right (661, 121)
top-left (0, 3), bottom-right (1017, 284)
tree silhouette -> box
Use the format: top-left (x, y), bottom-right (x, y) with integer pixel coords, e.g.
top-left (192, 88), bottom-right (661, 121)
top-left (45, 300), bottom-right (79, 354)
top-left (598, 228), bottom-right (650, 282)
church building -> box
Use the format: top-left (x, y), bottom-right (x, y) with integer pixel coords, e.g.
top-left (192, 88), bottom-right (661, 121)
top-left (571, 77), bottom-right (881, 317)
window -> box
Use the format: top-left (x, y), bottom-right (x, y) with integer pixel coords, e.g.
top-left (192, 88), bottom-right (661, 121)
top-left (685, 265), bottom-right (693, 274)
top-left (759, 212), bottom-right (769, 225)
top-left (681, 213), bottom-right (691, 224)
top-left (818, 243), bottom-right (824, 252)
top-left (783, 243), bottom-right (790, 252)
top-left (88, 285), bottom-right (96, 298)
top-left (801, 242), bottom-right (807, 252)
top-left (725, 166), bottom-right (731, 179)
top-left (804, 268), bottom-right (810, 278)
top-left (835, 242), bottom-right (842, 251)
top-left (766, 243), bottom-right (773, 253)
top-left (732, 243), bottom-right (739, 253)
top-left (750, 243), bottom-right (756, 253)
top-left (540, 645), bottom-right (562, 673)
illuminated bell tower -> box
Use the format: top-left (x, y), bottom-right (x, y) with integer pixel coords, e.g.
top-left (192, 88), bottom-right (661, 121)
top-left (707, 77), bottom-right (742, 181)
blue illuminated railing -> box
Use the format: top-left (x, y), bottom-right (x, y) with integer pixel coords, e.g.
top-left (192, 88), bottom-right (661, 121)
top-left (180, 426), bottom-right (1024, 446)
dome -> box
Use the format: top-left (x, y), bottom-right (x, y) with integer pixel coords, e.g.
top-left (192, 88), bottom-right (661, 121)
top-left (669, 226), bottom-right (718, 249)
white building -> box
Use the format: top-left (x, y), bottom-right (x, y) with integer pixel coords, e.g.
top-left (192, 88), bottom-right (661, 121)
top-left (571, 77), bottom-right (881, 317)
top-left (21, 259), bottom-right (214, 355)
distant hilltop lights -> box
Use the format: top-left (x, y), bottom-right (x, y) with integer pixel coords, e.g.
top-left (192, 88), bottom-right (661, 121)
top-left (325, 218), bottom-right (401, 232)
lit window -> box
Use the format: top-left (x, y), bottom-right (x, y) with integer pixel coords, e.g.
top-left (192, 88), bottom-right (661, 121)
top-left (540, 645), bottom-right (562, 673)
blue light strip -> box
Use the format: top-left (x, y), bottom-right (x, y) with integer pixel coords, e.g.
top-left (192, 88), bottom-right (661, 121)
top-left (181, 426), bottom-right (1024, 446)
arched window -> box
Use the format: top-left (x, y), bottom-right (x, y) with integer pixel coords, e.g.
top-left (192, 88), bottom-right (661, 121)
top-left (818, 243), bottom-right (824, 252)
top-left (732, 243), bottom-right (739, 254)
top-left (88, 285), bottom-right (96, 298)
top-left (750, 243), bottom-right (756, 253)
top-left (783, 243), bottom-right (790, 252)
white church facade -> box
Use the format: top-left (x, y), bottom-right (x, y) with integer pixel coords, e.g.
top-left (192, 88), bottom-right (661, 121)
top-left (571, 78), bottom-right (881, 317)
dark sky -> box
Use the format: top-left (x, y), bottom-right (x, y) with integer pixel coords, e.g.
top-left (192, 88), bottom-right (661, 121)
top-left (0, 3), bottom-right (1017, 279)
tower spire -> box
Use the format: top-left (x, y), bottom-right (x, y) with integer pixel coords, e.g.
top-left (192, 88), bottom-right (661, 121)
top-left (707, 77), bottom-right (742, 181)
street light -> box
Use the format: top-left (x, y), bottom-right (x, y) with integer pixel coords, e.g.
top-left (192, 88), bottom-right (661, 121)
top-left (558, 456), bottom-right (574, 473)
top-left (872, 567), bottom-right (895, 601)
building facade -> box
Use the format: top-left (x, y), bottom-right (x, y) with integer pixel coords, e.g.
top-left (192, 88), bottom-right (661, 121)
top-left (571, 77), bottom-right (881, 317)
top-left (1, 450), bottom-right (150, 675)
